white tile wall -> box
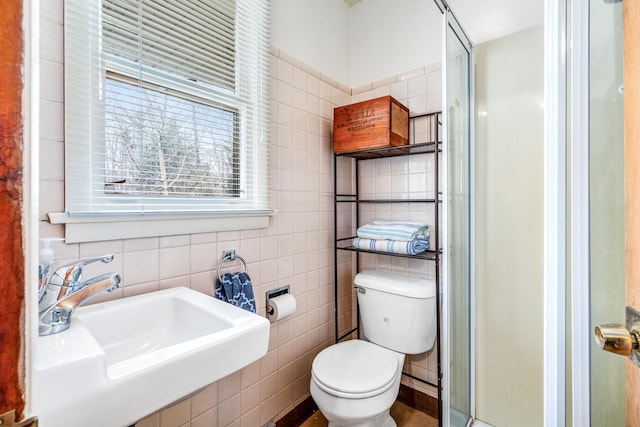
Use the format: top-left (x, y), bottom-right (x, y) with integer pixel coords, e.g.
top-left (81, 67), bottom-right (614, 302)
top-left (38, 0), bottom-right (441, 422)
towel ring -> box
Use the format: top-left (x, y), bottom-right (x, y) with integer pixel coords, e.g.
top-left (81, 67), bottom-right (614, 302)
top-left (217, 250), bottom-right (248, 283)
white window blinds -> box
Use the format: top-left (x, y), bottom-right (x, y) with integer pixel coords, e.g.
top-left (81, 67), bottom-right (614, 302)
top-left (63, 0), bottom-right (270, 215)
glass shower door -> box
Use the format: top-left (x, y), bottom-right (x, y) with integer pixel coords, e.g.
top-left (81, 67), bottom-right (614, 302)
top-left (442, 5), bottom-right (473, 427)
top-left (588, 0), bottom-right (625, 424)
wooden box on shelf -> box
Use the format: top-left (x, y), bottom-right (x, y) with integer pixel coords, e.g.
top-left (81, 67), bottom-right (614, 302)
top-left (333, 95), bottom-right (410, 154)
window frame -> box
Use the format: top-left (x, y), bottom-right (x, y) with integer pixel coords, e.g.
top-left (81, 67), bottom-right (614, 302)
top-left (52, 0), bottom-right (272, 242)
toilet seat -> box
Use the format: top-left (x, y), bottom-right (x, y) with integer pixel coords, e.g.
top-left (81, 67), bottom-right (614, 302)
top-left (312, 340), bottom-right (400, 399)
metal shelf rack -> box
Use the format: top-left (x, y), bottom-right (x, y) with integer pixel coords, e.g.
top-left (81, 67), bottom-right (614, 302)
top-left (332, 111), bottom-right (443, 416)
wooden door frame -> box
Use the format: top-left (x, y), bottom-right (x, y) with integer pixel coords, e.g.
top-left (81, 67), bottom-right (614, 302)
top-left (0, 0), bottom-right (27, 420)
top-left (624, 0), bottom-right (640, 423)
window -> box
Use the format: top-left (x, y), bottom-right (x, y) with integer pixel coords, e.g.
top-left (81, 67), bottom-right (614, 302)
top-left (53, 0), bottom-right (271, 241)
top-left (103, 78), bottom-right (240, 200)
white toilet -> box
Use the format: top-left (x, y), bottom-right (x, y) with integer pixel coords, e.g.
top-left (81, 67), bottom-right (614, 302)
top-left (310, 269), bottom-right (437, 427)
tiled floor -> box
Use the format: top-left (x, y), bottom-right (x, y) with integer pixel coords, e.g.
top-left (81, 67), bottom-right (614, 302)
top-left (300, 401), bottom-right (438, 427)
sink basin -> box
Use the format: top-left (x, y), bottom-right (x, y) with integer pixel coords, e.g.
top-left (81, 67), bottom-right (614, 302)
top-left (33, 287), bottom-right (270, 427)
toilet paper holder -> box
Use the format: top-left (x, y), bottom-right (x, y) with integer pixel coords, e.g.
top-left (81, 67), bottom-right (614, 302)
top-left (266, 285), bottom-right (290, 315)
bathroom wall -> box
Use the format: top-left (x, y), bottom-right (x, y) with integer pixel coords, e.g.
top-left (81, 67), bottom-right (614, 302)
top-left (349, 0), bottom-right (441, 88)
top-left (474, 26), bottom-right (544, 427)
top-left (271, 0), bottom-right (442, 89)
top-left (270, 0), bottom-right (351, 86)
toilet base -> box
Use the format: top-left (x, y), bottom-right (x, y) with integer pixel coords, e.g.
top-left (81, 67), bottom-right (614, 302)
top-left (310, 341), bottom-right (406, 427)
top-left (325, 409), bottom-right (396, 427)
top-left (310, 370), bottom-right (402, 427)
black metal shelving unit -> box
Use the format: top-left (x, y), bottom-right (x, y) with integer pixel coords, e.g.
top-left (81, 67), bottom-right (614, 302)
top-left (332, 111), bottom-right (443, 421)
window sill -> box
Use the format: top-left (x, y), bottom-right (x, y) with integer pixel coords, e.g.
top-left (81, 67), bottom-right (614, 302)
top-left (48, 210), bottom-right (275, 243)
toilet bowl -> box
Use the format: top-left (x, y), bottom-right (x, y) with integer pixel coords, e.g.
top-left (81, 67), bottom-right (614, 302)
top-left (310, 270), bottom-right (437, 427)
top-left (310, 340), bottom-right (405, 427)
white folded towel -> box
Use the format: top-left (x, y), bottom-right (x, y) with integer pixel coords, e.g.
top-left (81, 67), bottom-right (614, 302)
top-left (352, 237), bottom-right (430, 255)
top-left (356, 220), bottom-right (428, 242)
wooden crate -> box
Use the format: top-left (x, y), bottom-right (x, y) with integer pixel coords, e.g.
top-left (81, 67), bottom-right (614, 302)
top-left (333, 95), bottom-right (410, 154)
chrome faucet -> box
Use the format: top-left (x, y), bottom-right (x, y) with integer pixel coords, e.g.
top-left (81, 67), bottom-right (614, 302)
top-left (38, 255), bottom-right (121, 336)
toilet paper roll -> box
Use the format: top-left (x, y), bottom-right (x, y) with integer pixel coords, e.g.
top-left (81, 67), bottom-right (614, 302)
top-left (267, 293), bottom-right (296, 322)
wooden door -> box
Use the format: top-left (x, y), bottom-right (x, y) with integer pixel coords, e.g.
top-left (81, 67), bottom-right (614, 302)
top-left (625, 0), bottom-right (640, 424)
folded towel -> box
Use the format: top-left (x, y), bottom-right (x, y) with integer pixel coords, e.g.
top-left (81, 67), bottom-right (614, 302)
top-left (352, 237), bottom-right (430, 255)
top-left (356, 220), bottom-right (429, 242)
top-left (214, 272), bottom-right (256, 313)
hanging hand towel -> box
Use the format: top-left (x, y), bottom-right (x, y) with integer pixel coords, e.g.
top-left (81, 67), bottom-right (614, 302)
top-left (214, 271), bottom-right (257, 313)
top-left (356, 220), bottom-right (429, 242)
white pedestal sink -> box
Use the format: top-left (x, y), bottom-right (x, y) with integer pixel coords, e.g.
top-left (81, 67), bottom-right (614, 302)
top-left (33, 287), bottom-right (270, 427)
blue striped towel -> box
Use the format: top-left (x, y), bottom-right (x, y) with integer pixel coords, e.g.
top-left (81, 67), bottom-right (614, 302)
top-left (356, 220), bottom-right (429, 242)
top-left (352, 237), bottom-right (430, 255)
top-left (214, 272), bottom-right (256, 313)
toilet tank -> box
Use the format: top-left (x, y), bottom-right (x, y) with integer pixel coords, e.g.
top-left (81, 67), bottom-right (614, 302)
top-left (354, 269), bottom-right (436, 354)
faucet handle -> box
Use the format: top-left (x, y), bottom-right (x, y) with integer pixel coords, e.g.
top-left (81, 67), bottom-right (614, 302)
top-left (55, 254), bottom-right (115, 297)
top-left (63, 254), bottom-right (114, 281)
top-left (57, 272), bottom-right (121, 309)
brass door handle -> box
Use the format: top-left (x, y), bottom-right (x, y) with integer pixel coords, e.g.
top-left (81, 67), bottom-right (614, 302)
top-left (594, 323), bottom-right (640, 356)
top-left (595, 307), bottom-right (640, 367)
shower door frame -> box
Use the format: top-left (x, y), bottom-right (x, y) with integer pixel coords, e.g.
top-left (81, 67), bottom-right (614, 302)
top-left (434, 1), bottom-right (476, 426)
top-left (543, 0), bottom-right (569, 424)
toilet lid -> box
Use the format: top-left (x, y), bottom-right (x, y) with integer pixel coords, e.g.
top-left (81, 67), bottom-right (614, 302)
top-left (312, 340), bottom-right (399, 396)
